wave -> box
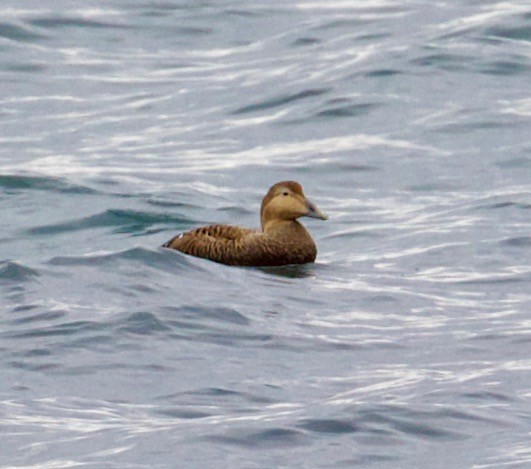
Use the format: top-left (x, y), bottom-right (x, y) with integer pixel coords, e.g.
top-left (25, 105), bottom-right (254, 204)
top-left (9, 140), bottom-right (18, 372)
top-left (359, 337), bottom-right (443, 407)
top-left (0, 260), bottom-right (40, 282)
top-left (0, 21), bottom-right (46, 42)
top-left (28, 209), bottom-right (192, 236)
top-left (29, 16), bottom-right (134, 30)
top-left (232, 88), bottom-right (329, 114)
top-left (0, 174), bottom-right (96, 194)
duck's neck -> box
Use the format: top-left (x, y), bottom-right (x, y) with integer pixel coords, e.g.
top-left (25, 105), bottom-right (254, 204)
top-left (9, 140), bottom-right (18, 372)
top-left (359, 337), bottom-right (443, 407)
top-left (262, 219), bottom-right (312, 242)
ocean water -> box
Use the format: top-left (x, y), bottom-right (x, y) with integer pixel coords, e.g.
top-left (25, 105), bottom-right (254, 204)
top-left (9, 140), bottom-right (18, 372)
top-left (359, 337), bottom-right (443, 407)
top-left (1, 0), bottom-right (530, 467)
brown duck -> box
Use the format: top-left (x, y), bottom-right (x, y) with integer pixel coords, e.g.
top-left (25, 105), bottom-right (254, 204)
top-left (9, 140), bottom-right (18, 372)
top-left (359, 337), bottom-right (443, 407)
top-left (162, 181), bottom-right (328, 266)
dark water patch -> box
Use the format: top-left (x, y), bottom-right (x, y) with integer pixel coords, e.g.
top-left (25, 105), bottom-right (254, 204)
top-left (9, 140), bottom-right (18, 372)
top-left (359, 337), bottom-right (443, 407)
top-left (500, 236), bottom-right (531, 247)
top-left (10, 361), bottom-right (60, 371)
top-left (316, 103), bottom-right (378, 118)
top-left (8, 320), bottom-right (101, 339)
top-left (291, 37), bottom-right (321, 46)
top-left (436, 25), bottom-right (478, 41)
top-left (207, 428), bottom-right (307, 448)
top-left (365, 68), bottom-right (401, 77)
top-left (416, 406), bottom-right (509, 427)
top-left (411, 53), bottom-right (470, 70)
top-left (495, 156), bottom-right (530, 169)
top-left (455, 274), bottom-right (527, 285)
top-left (440, 408), bottom-right (496, 423)
top-left (29, 16), bottom-right (133, 30)
top-left (49, 247), bottom-right (201, 275)
top-left (257, 264), bottom-right (316, 279)
top-left (232, 88), bottom-right (329, 114)
top-left (168, 324), bottom-right (272, 347)
top-left (0, 22), bottom-right (47, 42)
top-left (156, 408), bottom-right (211, 419)
top-left (33, 363), bottom-right (153, 376)
top-left (218, 205), bottom-right (253, 215)
top-left (470, 332), bottom-right (508, 342)
top-left (152, 61), bottom-right (197, 70)
top-left (480, 60), bottom-right (529, 76)
top-left (335, 163), bottom-right (379, 172)
top-left (477, 200), bottom-right (531, 210)
top-left (436, 120), bottom-right (511, 133)
top-left (312, 18), bottom-right (375, 31)
top-left (362, 411), bottom-right (462, 440)
top-left (151, 247), bottom-right (210, 273)
top-left (485, 25), bottom-right (531, 42)
top-left (89, 176), bottom-right (123, 187)
top-left (28, 210), bottom-right (190, 236)
top-left (119, 312), bottom-right (172, 335)
top-left (134, 227), bottom-right (170, 237)
top-left (47, 247), bottom-right (149, 266)
top-left (20, 348), bottom-right (51, 357)
top-left (12, 384), bottom-right (30, 392)
top-left (4, 63), bottom-right (46, 73)
top-left (359, 294), bottom-right (400, 305)
top-left (64, 334), bottom-right (115, 351)
top-left (129, 282), bottom-right (159, 294)
top-left (0, 174), bottom-right (96, 194)
top-left (298, 418), bottom-right (357, 434)
top-left (0, 261), bottom-right (40, 282)
top-left (159, 387), bottom-right (239, 401)
top-left (165, 305), bottom-right (250, 326)
top-left (146, 198), bottom-right (199, 209)
top-left (261, 335), bottom-right (365, 353)
top-left (12, 310), bottom-right (66, 325)
top-left (355, 33), bottom-right (392, 41)
top-left (137, 1), bottom-right (186, 12)
top-left (408, 182), bottom-right (461, 192)
top-left (335, 455), bottom-right (400, 466)
top-left (224, 9), bottom-right (262, 18)
top-left (194, 387), bottom-right (240, 397)
top-left (3, 287), bottom-right (25, 304)
top-left (512, 335), bottom-right (531, 345)
top-left (480, 201), bottom-right (516, 209)
top-left (136, 1), bottom-right (214, 13)
top-left (158, 387), bottom-right (276, 406)
top-left (172, 26), bottom-right (213, 36)
top-left (11, 304), bottom-right (38, 313)
top-left (46, 365), bottom-right (98, 375)
top-left (462, 391), bottom-right (514, 403)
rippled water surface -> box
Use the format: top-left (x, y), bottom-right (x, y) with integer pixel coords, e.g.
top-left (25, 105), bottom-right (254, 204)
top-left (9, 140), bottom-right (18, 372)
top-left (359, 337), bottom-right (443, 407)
top-left (1, 1), bottom-right (530, 467)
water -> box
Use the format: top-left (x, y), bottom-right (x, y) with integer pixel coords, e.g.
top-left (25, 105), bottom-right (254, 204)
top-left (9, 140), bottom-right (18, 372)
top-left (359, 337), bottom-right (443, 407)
top-left (1, 0), bottom-right (530, 467)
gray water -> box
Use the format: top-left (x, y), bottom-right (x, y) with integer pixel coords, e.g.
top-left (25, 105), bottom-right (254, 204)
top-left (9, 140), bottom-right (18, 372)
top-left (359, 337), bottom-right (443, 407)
top-left (1, 1), bottom-right (530, 467)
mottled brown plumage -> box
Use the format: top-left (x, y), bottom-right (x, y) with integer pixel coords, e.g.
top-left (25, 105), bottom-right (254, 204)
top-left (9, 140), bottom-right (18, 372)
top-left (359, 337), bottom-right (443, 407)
top-left (162, 181), bottom-right (328, 267)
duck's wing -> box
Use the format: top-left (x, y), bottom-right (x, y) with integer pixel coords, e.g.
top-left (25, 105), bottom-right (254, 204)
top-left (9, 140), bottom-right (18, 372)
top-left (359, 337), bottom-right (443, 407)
top-left (162, 224), bottom-right (259, 264)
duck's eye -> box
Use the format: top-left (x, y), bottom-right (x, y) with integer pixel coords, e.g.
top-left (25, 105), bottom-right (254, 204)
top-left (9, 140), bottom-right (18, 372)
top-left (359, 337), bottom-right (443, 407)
top-left (282, 191), bottom-right (289, 196)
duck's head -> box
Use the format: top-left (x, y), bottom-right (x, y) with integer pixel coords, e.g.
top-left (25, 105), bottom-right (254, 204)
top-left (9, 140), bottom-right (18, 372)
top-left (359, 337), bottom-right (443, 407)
top-left (260, 181), bottom-right (328, 231)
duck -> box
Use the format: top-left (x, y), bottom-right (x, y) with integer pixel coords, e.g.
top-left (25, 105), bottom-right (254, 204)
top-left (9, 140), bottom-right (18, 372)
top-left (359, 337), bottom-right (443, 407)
top-left (162, 181), bottom-right (328, 267)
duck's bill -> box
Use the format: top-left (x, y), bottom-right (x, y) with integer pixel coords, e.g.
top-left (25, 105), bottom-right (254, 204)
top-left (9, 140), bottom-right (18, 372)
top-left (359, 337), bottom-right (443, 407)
top-left (305, 200), bottom-right (328, 220)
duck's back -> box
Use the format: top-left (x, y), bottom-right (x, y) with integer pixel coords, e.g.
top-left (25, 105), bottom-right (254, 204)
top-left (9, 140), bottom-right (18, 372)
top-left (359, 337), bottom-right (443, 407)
top-left (163, 224), bottom-right (316, 266)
